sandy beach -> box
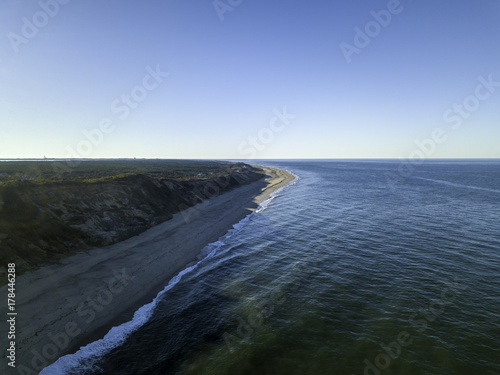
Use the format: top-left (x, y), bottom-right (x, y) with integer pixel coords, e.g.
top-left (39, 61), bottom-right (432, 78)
top-left (0, 167), bottom-right (294, 374)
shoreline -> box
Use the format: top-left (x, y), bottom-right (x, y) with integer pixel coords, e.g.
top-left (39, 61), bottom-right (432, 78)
top-left (65, 167), bottom-right (295, 356)
top-left (1, 166), bottom-right (294, 374)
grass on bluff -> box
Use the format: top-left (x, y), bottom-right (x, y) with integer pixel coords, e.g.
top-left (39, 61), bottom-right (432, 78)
top-left (0, 159), bottom-right (254, 186)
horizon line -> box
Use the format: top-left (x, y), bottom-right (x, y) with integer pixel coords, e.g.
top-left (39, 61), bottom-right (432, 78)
top-left (1, 157), bottom-right (500, 161)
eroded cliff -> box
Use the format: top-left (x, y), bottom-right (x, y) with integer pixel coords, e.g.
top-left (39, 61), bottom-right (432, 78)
top-left (0, 163), bottom-right (264, 277)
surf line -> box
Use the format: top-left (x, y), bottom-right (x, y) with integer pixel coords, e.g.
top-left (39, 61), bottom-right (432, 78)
top-left (39, 169), bottom-right (298, 374)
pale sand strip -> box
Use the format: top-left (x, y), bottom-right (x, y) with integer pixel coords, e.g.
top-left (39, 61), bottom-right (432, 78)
top-left (0, 167), bottom-right (294, 374)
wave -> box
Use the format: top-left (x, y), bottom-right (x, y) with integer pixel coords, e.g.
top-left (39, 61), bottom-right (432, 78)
top-left (40, 171), bottom-right (299, 375)
top-left (256, 169), bottom-right (299, 213)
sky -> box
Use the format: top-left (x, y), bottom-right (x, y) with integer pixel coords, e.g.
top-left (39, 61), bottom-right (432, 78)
top-left (0, 0), bottom-right (499, 159)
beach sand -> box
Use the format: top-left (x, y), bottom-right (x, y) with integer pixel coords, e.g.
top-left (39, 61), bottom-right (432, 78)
top-left (0, 167), bottom-right (294, 374)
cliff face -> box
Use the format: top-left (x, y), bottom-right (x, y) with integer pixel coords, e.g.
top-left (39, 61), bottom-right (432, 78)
top-left (0, 166), bottom-right (263, 275)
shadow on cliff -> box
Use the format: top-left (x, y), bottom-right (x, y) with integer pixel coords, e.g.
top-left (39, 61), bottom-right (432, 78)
top-left (0, 168), bottom-right (264, 280)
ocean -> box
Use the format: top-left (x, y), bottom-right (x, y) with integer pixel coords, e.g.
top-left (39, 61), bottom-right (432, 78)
top-left (42, 160), bottom-right (500, 375)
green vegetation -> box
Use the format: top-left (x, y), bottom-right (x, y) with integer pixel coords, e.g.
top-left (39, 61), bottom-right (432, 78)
top-left (0, 159), bottom-right (256, 185)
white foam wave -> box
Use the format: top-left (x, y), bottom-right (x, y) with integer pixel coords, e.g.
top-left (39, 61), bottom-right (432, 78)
top-left (40, 170), bottom-right (299, 374)
top-left (256, 169), bottom-right (299, 214)
top-left (40, 262), bottom-right (201, 375)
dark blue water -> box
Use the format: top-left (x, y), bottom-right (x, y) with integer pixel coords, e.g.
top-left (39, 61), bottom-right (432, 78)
top-left (44, 160), bottom-right (500, 375)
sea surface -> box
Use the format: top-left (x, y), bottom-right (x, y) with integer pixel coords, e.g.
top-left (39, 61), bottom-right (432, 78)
top-left (43, 160), bottom-right (500, 375)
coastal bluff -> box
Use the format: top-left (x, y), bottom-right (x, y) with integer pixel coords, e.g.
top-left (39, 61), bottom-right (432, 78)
top-left (0, 161), bottom-right (264, 278)
top-left (0, 165), bottom-right (293, 374)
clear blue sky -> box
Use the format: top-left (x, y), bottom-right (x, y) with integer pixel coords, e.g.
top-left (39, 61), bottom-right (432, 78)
top-left (1, 0), bottom-right (499, 159)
